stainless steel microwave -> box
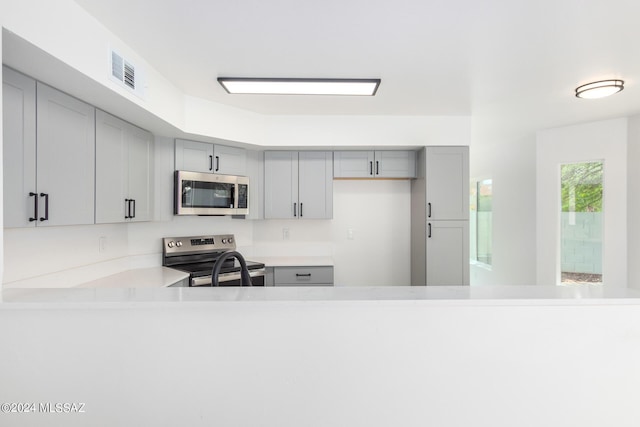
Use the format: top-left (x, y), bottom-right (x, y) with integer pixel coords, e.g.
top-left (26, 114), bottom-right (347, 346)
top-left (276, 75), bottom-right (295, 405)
top-left (174, 171), bottom-right (249, 215)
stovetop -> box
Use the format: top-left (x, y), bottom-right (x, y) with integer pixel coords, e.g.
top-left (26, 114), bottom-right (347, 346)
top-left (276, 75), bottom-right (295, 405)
top-left (162, 234), bottom-right (264, 278)
top-left (170, 260), bottom-right (265, 278)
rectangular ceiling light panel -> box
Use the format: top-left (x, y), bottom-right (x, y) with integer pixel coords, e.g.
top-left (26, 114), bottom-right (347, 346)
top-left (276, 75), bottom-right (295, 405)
top-left (218, 78), bottom-right (381, 96)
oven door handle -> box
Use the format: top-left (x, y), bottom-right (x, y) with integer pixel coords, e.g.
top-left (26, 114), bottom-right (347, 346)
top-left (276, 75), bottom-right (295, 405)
top-left (191, 268), bottom-right (266, 287)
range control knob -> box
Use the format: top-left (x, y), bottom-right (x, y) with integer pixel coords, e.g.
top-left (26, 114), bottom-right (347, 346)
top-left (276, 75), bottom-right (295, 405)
top-left (167, 241), bottom-right (175, 248)
top-left (176, 241), bottom-right (183, 247)
top-left (227, 237), bottom-right (234, 244)
top-left (221, 238), bottom-right (227, 244)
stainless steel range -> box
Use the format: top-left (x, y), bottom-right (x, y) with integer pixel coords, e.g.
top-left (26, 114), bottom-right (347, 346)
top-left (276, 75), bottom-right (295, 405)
top-left (162, 234), bottom-right (265, 286)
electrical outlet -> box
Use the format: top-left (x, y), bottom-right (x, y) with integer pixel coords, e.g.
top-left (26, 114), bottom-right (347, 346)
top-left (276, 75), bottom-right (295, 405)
top-left (347, 228), bottom-right (355, 240)
top-left (283, 228), bottom-right (290, 240)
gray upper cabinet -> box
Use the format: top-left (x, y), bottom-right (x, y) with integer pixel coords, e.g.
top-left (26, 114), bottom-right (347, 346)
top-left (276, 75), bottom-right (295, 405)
top-left (3, 66), bottom-right (36, 228)
top-left (333, 150), bottom-right (416, 178)
top-left (36, 83), bottom-right (96, 227)
top-left (175, 139), bottom-right (246, 175)
top-left (3, 67), bottom-right (95, 228)
top-left (264, 151), bottom-right (333, 219)
top-left (95, 110), bottom-right (153, 223)
top-left (213, 143), bottom-right (246, 175)
top-left (425, 146), bottom-right (469, 221)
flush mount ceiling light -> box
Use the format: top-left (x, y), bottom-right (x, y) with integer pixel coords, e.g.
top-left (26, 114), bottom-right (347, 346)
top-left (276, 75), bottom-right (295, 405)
top-left (575, 79), bottom-right (624, 99)
top-left (217, 78), bottom-right (381, 96)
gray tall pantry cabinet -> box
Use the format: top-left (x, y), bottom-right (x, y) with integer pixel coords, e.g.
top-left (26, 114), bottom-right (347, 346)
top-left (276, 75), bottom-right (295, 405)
top-left (3, 66), bottom-right (95, 228)
top-left (264, 151), bottom-right (333, 219)
top-left (411, 146), bottom-right (469, 285)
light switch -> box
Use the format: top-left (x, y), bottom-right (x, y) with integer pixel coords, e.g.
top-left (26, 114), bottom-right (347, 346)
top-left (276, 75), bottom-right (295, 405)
top-left (347, 228), bottom-right (354, 240)
top-left (99, 236), bottom-right (107, 253)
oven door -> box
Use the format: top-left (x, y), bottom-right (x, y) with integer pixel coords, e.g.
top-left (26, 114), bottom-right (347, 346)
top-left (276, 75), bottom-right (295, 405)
top-left (191, 268), bottom-right (266, 287)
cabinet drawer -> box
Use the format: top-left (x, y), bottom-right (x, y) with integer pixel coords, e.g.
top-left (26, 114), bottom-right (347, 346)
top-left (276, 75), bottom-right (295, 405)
top-left (274, 266), bottom-right (333, 285)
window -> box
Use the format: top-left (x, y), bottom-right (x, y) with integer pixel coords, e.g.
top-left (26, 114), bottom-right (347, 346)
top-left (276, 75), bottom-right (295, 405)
top-left (470, 178), bottom-right (492, 266)
top-left (560, 161), bottom-right (603, 284)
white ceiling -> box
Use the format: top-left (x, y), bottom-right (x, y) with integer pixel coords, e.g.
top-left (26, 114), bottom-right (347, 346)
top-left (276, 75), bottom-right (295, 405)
top-left (73, 0), bottom-right (640, 138)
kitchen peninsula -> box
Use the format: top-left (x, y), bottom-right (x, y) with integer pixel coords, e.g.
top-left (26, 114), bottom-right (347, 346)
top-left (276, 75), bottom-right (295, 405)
top-left (1, 285), bottom-right (639, 427)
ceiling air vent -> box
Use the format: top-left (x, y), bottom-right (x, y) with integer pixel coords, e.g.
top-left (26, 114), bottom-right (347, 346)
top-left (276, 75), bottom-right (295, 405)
top-left (109, 48), bottom-right (145, 98)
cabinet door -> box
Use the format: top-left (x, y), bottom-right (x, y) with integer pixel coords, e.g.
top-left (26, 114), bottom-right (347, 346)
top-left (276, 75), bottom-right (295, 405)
top-left (264, 151), bottom-right (298, 219)
top-left (2, 67), bottom-right (37, 228)
top-left (96, 111), bottom-right (153, 223)
top-left (175, 139), bottom-right (214, 173)
top-left (426, 220), bottom-right (469, 285)
top-left (245, 150), bottom-right (264, 220)
top-left (95, 110), bottom-right (128, 223)
top-left (127, 125), bottom-right (153, 222)
top-left (213, 144), bottom-right (246, 175)
top-left (36, 83), bottom-right (95, 227)
top-left (333, 151), bottom-right (374, 178)
top-left (298, 151), bottom-right (333, 219)
top-left (375, 151), bottom-right (416, 178)
top-left (426, 146), bottom-right (469, 220)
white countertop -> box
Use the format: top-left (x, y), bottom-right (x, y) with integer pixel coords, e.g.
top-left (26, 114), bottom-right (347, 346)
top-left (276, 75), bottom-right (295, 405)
top-left (3, 285), bottom-right (640, 308)
top-left (251, 256), bottom-right (334, 267)
top-left (75, 266), bottom-right (189, 289)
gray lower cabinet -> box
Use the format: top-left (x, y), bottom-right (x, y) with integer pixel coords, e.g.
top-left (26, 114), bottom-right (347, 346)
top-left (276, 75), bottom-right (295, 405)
top-left (333, 150), bottom-right (416, 178)
top-left (3, 66), bottom-right (95, 228)
top-left (95, 110), bottom-right (153, 223)
top-left (264, 151), bottom-right (333, 219)
top-left (175, 138), bottom-right (246, 175)
top-left (271, 266), bottom-right (334, 286)
top-left (426, 220), bottom-right (469, 285)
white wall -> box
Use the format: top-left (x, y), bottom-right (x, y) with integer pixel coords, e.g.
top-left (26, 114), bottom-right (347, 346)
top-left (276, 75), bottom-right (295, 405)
top-left (626, 116), bottom-right (640, 289)
top-left (332, 180), bottom-right (411, 286)
top-left (253, 180), bottom-right (412, 286)
top-left (536, 118), bottom-right (628, 287)
top-left (0, 28), bottom-right (4, 283)
top-left (2, 300), bottom-right (640, 426)
top-left (469, 134), bottom-right (538, 286)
